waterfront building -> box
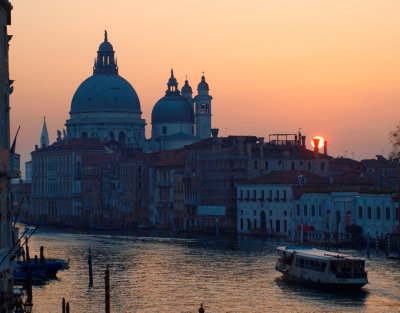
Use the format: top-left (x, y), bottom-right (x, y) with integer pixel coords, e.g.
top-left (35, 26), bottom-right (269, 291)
top-left (30, 138), bottom-right (107, 225)
top-left (80, 148), bottom-right (150, 228)
top-left (183, 132), bottom-right (330, 234)
top-left (293, 191), bottom-right (399, 238)
top-left (237, 170), bottom-right (328, 236)
top-left (152, 150), bottom-right (184, 228)
top-left (0, 1), bottom-right (14, 311)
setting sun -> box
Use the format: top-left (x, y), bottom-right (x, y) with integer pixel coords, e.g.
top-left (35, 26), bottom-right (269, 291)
top-left (311, 136), bottom-right (325, 149)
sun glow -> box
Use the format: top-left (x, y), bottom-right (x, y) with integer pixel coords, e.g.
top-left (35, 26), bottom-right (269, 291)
top-left (311, 136), bottom-right (325, 149)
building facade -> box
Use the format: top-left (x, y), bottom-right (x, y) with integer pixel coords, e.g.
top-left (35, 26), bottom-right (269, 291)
top-left (0, 1), bottom-right (14, 311)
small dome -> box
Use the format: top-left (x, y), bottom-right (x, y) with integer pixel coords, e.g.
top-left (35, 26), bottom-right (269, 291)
top-left (198, 75), bottom-right (209, 90)
top-left (71, 74), bottom-right (141, 114)
top-left (152, 93), bottom-right (194, 124)
top-left (181, 79), bottom-right (192, 94)
top-left (99, 41), bottom-right (113, 52)
top-left (99, 30), bottom-right (113, 52)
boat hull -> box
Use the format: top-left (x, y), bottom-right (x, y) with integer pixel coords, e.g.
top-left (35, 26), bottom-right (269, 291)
top-left (280, 271), bottom-right (367, 289)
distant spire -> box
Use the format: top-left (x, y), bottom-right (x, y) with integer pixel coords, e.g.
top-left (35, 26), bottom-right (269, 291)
top-left (104, 30), bottom-right (108, 42)
top-left (171, 68), bottom-right (174, 77)
top-left (40, 117), bottom-right (49, 148)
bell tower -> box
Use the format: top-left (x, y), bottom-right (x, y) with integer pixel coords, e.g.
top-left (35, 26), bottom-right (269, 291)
top-left (194, 74), bottom-right (212, 138)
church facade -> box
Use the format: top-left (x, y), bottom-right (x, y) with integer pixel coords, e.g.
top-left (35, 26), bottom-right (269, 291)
top-left (64, 31), bottom-right (213, 152)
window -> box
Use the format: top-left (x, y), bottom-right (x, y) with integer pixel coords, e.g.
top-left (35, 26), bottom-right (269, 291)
top-left (265, 161), bottom-right (269, 169)
top-left (269, 210), bottom-right (272, 216)
top-left (240, 218), bottom-right (243, 230)
top-left (253, 210), bottom-right (256, 216)
top-left (308, 162), bottom-right (311, 170)
top-left (162, 126), bottom-right (167, 134)
top-left (318, 205), bottom-right (322, 217)
top-left (261, 190), bottom-right (265, 201)
top-left (367, 207), bottom-right (371, 219)
top-left (386, 207), bottom-right (390, 220)
top-left (254, 161), bottom-right (258, 170)
top-left (311, 205), bottom-right (315, 217)
top-left (291, 162), bottom-right (295, 170)
top-left (358, 206), bottom-right (363, 219)
top-left (304, 205), bottom-right (308, 216)
top-left (297, 205), bottom-right (300, 216)
top-left (376, 207), bottom-right (381, 220)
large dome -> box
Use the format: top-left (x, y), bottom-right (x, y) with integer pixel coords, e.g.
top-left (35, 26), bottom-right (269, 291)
top-left (152, 93), bottom-right (194, 124)
top-left (70, 74), bottom-right (141, 114)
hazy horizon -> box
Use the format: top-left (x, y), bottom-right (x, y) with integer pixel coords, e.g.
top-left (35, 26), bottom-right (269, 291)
top-left (8, 0), bottom-right (400, 174)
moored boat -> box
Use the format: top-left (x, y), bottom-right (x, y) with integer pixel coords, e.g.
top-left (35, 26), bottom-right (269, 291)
top-left (276, 246), bottom-right (368, 289)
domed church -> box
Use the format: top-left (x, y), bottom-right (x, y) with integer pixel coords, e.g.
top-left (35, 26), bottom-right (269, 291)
top-left (65, 31), bottom-right (146, 149)
top-left (64, 31), bottom-right (213, 152)
top-left (150, 69), bottom-right (213, 151)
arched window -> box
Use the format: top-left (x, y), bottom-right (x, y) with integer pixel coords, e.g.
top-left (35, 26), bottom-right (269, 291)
top-left (119, 131), bottom-right (126, 144)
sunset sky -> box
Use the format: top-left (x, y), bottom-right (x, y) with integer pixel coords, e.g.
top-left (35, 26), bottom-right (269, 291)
top-left (8, 0), bottom-right (400, 172)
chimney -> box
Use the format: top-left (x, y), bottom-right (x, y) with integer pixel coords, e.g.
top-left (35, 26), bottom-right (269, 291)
top-left (301, 136), bottom-right (306, 147)
top-left (312, 138), bottom-right (320, 158)
top-left (323, 140), bottom-right (328, 156)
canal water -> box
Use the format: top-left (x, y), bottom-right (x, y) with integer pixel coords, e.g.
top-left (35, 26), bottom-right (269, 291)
top-left (19, 226), bottom-right (400, 313)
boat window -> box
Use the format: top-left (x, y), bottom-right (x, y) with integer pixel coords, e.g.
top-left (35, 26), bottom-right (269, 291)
top-left (299, 258), bottom-right (304, 268)
top-left (329, 261), bottom-right (337, 272)
top-left (305, 259), bottom-right (309, 268)
top-left (321, 262), bottom-right (327, 272)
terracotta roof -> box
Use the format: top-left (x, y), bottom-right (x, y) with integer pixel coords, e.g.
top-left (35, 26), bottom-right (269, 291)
top-left (240, 170), bottom-right (328, 185)
top-left (330, 157), bottom-right (360, 165)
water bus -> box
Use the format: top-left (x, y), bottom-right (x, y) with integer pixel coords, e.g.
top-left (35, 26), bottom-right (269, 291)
top-left (276, 246), bottom-right (368, 288)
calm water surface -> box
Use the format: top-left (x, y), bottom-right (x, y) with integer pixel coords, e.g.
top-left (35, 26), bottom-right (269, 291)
top-left (19, 226), bottom-right (400, 313)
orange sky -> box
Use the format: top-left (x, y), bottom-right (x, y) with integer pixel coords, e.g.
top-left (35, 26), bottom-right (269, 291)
top-left (8, 0), bottom-right (400, 172)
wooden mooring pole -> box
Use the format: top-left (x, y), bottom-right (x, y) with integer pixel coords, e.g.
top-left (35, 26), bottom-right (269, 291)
top-left (88, 245), bottom-right (93, 288)
top-left (62, 298), bottom-right (65, 313)
top-left (105, 265), bottom-right (110, 313)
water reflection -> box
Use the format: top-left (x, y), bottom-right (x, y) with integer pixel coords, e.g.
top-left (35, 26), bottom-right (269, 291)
top-left (16, 225), bottom-right (400, 313)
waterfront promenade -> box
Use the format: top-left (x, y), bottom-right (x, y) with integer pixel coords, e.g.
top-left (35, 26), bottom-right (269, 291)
top-left (21, 226), bottom-right (400, 313)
